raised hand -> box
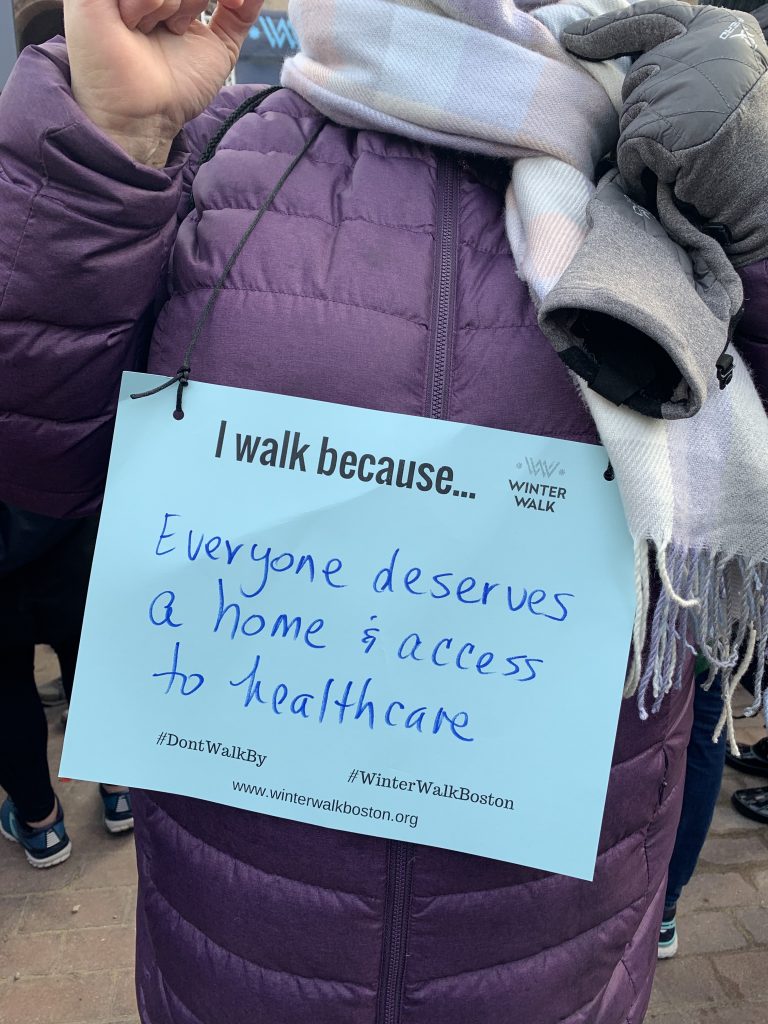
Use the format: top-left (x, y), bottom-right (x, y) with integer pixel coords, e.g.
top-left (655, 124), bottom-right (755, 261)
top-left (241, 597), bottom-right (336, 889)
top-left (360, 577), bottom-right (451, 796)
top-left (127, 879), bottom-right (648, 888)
top-left (64, 0), bottom-right (264, 165)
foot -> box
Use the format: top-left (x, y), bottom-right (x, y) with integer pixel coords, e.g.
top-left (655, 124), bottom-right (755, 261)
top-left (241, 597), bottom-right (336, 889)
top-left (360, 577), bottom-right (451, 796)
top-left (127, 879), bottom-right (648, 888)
top-left (99, 785), bottom-right (134, 834)
top-left (0, 797), bottom-right (72, 868)
top-left (657, 908), bottom-right (678, 959)
top-left (725, 737), bottom-right (768, 778)
top-left (731, 785), bottom-right (768, 825)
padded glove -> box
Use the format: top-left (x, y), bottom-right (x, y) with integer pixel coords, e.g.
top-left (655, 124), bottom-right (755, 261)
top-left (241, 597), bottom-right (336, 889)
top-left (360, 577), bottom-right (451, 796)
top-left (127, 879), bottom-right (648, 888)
top-left (564, 1), bottom-right (768, 268)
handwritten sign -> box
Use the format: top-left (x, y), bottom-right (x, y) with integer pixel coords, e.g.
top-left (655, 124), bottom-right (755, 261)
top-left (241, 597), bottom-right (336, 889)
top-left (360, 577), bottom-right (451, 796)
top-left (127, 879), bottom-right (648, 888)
top-left (61, 372), bottom-right (635, 880)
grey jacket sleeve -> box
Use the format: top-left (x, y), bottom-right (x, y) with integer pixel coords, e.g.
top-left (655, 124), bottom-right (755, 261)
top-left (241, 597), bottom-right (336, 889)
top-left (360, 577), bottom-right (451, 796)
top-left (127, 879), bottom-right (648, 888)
top-left (538, 172), bottom-right (742, 419)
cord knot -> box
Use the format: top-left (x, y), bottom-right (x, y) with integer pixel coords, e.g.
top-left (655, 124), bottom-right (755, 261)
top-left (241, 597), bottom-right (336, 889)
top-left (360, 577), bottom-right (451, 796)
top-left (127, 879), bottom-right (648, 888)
top-left (173, 365), bottom-right (191, 421)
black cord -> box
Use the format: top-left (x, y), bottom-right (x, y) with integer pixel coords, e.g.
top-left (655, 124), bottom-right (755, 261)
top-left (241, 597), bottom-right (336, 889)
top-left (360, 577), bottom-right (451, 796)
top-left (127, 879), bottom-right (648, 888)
top-left (200, 87), bottom-right (281, 167)
top-left (189, 86), bottom-right (282, 214)
top-left (132, 115), bottom-right (326, 418)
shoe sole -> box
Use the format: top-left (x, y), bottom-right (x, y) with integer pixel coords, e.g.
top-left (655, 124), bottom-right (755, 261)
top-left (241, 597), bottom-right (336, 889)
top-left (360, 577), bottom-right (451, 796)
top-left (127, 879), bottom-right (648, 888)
top-left (731, 792), bottom-right (768, 825)
top-left (657, 933), bottom-right (678, 959)
top-left (724, 745), bottom-right (768, 774)
top-left (104, 816), bottom-right (135, 835)
top-left (1, 820), bottom-right (73, 869)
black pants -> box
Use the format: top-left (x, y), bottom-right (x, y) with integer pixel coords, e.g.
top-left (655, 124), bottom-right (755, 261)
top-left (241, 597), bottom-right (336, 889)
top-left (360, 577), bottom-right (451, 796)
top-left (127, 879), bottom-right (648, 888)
top-left (664, 675), bottom-right (726, 910)
top-left (0, 642), bottom-right (78, 822)
top-left (0, 518), bottom-right (97, 823)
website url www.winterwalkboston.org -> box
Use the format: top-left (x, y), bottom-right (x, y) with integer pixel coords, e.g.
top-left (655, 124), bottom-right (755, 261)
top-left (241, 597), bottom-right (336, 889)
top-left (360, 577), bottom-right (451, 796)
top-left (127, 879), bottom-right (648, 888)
top-left (232, 781), bottom-right (419, 829)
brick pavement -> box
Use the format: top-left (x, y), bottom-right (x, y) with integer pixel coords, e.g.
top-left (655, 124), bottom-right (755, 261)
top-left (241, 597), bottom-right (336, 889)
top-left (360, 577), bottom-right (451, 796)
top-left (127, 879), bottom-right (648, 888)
top-left (1, 651), bottom-right (766, 1023)
top-left (646, 689), bottom-right (768, 1023)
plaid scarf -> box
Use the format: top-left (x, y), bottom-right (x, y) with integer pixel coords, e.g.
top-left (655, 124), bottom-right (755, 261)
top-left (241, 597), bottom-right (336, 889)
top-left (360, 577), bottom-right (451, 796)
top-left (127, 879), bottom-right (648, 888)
top-left (283, 0), bottom-right (768, 740)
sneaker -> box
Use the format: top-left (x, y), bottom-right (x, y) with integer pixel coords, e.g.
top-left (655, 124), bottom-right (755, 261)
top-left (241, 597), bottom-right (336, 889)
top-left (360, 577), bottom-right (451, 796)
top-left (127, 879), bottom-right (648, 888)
top-left (99, 786), bottom-right (134, 834)
top-left (0, 797), bottom-right (72, 868)
top-left (658, 909), bottom-right (678, 959)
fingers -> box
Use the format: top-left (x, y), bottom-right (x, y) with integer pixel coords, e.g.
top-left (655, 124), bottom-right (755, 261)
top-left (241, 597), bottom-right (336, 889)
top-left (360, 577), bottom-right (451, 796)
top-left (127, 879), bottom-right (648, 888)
top-left (117, 0), bottom-right (165, 30)
top-left (118, 0), bottom-right (209, 33)
top-left (127, 0), bottom-right (249, 38)
top-left (64, 0), bottom-right (128, 33)
top-left (156, 0), bottom-right (209, 35)
top-left (163, 12), bottom-right (196, 35)
top-left (207, 0), bottom-right (264, 63)
top-left (136, 0), bottom-right (184, 34)
top-left (563, 0), bottom-right (693, 62)
top-left (164, 0), bottom-right (248, 37)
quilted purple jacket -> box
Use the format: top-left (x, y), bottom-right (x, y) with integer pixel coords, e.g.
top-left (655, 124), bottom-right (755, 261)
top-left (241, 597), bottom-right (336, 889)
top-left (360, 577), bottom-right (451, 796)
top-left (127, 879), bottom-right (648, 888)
top-left (3, 41), bottom-right (768, 1024)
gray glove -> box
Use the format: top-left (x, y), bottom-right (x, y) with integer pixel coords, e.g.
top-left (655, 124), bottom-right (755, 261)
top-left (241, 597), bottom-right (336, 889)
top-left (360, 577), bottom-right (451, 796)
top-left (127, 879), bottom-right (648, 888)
top-left (564, 1), bottom-right (768, 268)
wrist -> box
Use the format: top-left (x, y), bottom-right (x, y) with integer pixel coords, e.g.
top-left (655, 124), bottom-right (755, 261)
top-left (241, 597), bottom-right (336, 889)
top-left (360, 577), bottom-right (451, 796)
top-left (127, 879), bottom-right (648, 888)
top-left (101, 130), bottom-right (176, 169)
top-left (74, 101), bottom-right (178, 168)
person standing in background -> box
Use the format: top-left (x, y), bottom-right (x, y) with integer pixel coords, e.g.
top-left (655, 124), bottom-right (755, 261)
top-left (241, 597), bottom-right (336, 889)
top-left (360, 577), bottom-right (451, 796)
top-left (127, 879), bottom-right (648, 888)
top-left (0, 508), bottom-right (133, 867)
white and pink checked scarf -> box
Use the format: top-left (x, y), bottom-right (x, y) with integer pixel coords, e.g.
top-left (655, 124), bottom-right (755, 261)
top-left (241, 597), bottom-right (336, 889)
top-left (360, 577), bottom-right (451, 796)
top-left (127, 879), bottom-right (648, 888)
top-left (283, 0), bottom-right (630, 300)
top-left (283, 0), bottom-right (768, 739)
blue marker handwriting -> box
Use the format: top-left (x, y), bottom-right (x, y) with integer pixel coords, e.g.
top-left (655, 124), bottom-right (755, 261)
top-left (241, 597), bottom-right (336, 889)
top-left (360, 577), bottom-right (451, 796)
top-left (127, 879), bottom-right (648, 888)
top-left (154, 513), bottom-right (346, 597)
top-left (393, 630), bottom-right (543, 681)
top-left (144, 510), bottom-right (577, 739)
top-left (373, 548), bottom-right (573, 622)
top-left (153, 515), bottom-right (575, 624)
top-left (229, 653), bottom-right (474, 742)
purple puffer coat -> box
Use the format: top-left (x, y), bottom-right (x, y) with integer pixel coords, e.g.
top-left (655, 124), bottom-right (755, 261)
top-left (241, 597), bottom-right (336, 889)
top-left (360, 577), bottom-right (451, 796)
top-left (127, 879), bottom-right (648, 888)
top-left (3, 41), bottom-right (768, 1024)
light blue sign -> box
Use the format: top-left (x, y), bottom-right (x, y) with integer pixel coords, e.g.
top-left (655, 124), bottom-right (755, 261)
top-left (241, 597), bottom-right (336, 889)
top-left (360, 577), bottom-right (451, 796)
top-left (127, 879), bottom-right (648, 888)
top-left (61, 372), bottom-right (635, 879)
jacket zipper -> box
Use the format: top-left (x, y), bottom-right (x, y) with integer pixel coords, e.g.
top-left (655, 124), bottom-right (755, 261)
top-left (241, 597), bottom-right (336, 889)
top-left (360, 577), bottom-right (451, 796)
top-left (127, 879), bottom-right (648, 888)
top-left (375, 153), bottom-right (461, 1024)
top-left (426, 152), bottom-right (460, 420)
top-left (376, 841), bottom-right (413, 1024)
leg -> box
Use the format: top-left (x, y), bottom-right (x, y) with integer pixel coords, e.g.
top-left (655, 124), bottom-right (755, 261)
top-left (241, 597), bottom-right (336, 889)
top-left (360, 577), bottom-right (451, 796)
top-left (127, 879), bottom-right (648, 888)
top-left (43, 516), bottom-right (99, 707)
top-left (664, 677), bottom-right (726, 910)
top-left (52, 635), bottom-right (79, 706)
top-left (0, 645), bottom-right (57, 824)
top-left (51, 628), bottom-right (133, 832)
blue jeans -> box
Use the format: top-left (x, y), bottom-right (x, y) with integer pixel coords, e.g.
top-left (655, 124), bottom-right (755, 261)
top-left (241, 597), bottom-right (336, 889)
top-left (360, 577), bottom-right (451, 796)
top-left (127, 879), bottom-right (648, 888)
top-left (664, 677), bottom-right (726, 911)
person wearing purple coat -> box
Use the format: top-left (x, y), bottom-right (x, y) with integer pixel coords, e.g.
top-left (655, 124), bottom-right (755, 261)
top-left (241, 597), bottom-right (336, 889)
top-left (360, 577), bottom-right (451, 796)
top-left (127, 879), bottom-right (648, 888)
top-left (1, 2), bottom-right (768, 1022)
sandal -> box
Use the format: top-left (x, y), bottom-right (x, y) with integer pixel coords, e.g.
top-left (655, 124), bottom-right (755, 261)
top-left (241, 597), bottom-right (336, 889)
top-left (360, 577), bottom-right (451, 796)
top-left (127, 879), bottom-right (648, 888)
top-left (731, 785), bottom-right (768, 825)
top-left (724, 737), bottom-right (768, 778)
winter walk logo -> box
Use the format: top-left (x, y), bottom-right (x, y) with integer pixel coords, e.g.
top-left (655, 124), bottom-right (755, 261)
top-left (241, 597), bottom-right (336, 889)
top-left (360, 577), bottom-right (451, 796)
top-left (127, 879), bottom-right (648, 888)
top-left (523, 458), bottom-right (561, 478)
top-left (508, 457), bottom-right (567, 513)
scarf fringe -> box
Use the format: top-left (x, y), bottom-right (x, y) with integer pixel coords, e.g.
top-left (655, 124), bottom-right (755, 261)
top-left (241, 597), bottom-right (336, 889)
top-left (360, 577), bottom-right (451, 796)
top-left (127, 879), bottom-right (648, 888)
top-left (624, 540), bottom-right (768, 752)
